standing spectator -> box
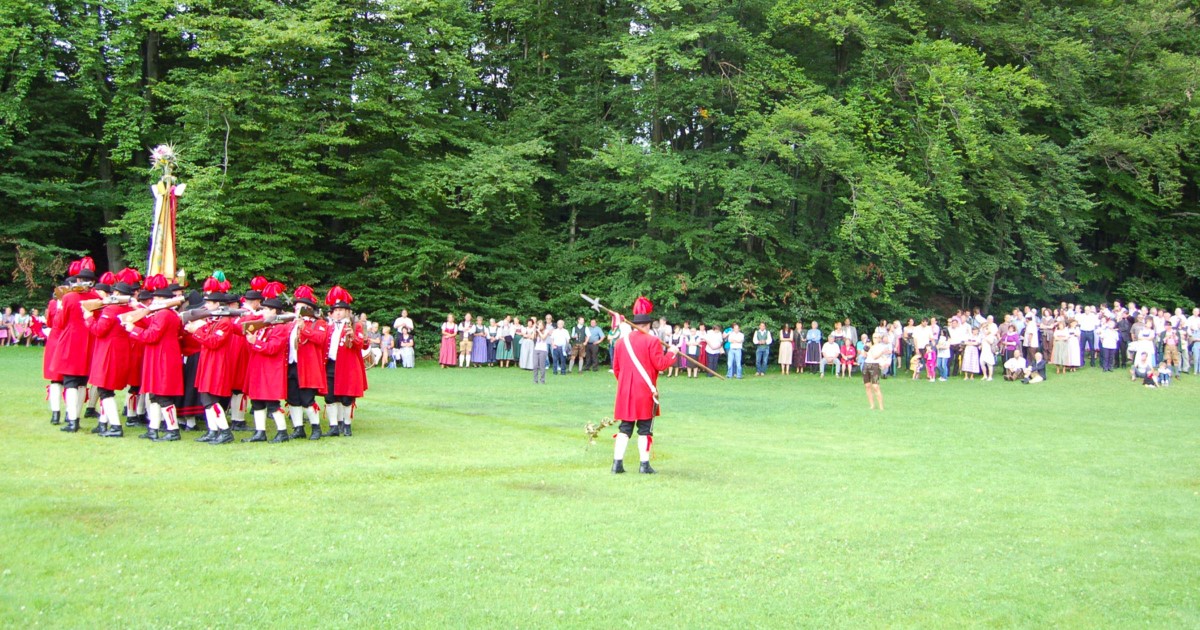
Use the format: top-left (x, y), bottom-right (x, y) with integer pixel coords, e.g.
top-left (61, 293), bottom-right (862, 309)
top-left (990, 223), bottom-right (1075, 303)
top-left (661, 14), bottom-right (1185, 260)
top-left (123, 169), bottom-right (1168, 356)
top-left (495, 316), bottom-right (515, 367)
top-left (843, 319), bottom-right (858, 352)
top-left (685, 324), bottom-right (702, 378)
top-left (570, 317), bottom-right (588, 373)
top-left (439, 314), bottom-right (458, 368)
top-left (1078, 306), bottom-right (1099, 367)
top-left (704, 325), bottom-right (724, 375)
top-left (1187, 308), bottom-right (1200, 375)
top-left (778, 324), bottom-right (794, 375)
top-left (458, 313), bottom-right (474, 368)
top-left (585, 318), bottom-right (604, 372)
top-left (1099, 320), bottom-right (1119, 372)
top-left (726, 323), bottom-right (745, 379)
top-left (550, 320), bottom-right (571, 375)
top-left (472, 319), bottom-right (491, 366)
top-left (532, 321), bottom-right (549, 384)
top-left (485, 318), bottom-right (500, 365)
top-left (752, 322), bottom-right (772, 376)
top-left (792, 320), bottom-right (805, 369)
top-left (392, 309), bottom-right (414, 338)
top-left (1162, 325), bottom-right (1182, 375)
top-left (803, 321), bottom-right (822, 373)
top-left (1065, 319), bottom-right (1082, 371)
top-left (398, 327), bottom-right (415, 368)
top-left (519, 318), bottom-right (536, 370)
top-left (381, 326), bottom-right (396, 368)
top-left (961, 327), bottom-right (981, 380)
top-left (980, 325), bottom-right (997, 381)
top-left (936, 332), bottom-right (951, 380)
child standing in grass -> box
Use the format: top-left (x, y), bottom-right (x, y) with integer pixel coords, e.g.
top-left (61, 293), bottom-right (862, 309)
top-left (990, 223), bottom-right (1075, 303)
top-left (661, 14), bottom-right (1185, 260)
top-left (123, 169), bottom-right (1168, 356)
top-left (936, 333), bottom-right (951, 381)
top-left (924, 344), bottom-right (937, 382)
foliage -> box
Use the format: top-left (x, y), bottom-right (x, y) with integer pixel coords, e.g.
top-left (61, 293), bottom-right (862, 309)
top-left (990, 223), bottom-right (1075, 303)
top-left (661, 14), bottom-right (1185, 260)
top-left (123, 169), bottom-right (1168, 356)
top-left (2, 0), bottom-right (1199, 322)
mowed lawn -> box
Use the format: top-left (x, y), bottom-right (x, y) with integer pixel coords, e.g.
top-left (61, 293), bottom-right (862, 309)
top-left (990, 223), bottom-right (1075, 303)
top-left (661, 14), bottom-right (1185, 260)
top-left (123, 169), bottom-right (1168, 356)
top-left (0, 346), bottom-right (1197, 628)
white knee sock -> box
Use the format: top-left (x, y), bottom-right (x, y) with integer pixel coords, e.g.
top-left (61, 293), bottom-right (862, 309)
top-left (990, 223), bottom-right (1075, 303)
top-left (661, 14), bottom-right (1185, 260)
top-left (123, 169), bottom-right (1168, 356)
top-left (230, 393), bottom-right (245, 422)
top-left (86, 386), bottom-right (98, 410)
top-left (147, 403), bottom-right (162, 429)
top-left (102, 397), bottom-right (120, 426)
top-left (64, 387), bottom-right (81, 421)
top-left (125, 392), bottom-right (137, 417)
top-left (204, 406), bottom-right (220, 431)
top-left (137, 394), bottom-right (146, 415)
top-left (613, 433), bottom-right (630, 461)
top-left (212, 403), bottom-right (229, 430)
top-left (49, 383), bottom-right (63, 413)
top-left (638, 435), bottom-right (652, 463)
top-left (162, 405), bottom-right (178, 430)
top-left (272, 408), bottom-right (287, 431)
top-left (253, 409), bottom-right (267, 432)
top-left (340, 403), bottom-right (352, 426)
top-left (326, 403), bottom-right (341, 427)
top-left (289, 406), bottom-right (304, 427)
top-left (306, 404), bottom-right (320, 426)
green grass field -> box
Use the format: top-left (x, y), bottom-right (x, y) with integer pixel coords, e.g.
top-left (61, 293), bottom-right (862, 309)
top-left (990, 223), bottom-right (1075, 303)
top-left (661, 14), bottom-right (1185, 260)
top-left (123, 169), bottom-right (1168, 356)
top-left (1, 346), bottom-right (1197, 628)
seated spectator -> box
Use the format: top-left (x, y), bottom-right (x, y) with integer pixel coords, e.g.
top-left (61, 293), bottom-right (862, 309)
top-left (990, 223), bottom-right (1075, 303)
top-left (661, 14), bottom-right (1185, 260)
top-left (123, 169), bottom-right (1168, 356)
top-left (838, 340), bottom-right (857, 377)
top-left (1022, 352), bottom-right (1048, 384)
top-left (1003, 354), bottom-right (1027, 381)
top-left (819, 338), bottom-right (839, 377)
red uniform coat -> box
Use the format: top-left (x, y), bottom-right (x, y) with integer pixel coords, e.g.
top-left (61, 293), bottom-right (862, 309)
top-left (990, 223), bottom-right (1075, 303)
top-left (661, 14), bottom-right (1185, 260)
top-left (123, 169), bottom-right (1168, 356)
top-left (126, 321), bottom-right (146, 391)
top-left (230, 312), bottom-right (260, 393)
top-left (330, 321), bottom-right (368, 398)
top-left (295, 318), bottom-right (329, 393)
top-left (42, 298), bottom-right (62, 381)
top-left (49, 289), bottom-right (99, 377)
top-left (128, 309), bottom-right (184, 396)
top-left (245, 323), bottom-right (289, 401)
top-left (192, 318), bottom-right (240, 397)
top-left (612, 329), bottom-right (678, 421)
top-left (85, 303), bottom-right (133, 391)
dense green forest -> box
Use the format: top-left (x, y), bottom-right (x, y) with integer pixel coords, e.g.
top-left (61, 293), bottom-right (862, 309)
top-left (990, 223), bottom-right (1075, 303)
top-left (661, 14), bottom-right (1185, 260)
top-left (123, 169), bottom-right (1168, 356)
top-left (3, 0), bottom-right (1198, 328)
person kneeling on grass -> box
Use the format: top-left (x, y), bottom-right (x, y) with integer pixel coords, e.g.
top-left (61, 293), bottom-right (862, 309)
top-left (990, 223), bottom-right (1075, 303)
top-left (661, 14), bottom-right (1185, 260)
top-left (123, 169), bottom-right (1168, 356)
top-left (1003, 354), bottom-right (1026, 381)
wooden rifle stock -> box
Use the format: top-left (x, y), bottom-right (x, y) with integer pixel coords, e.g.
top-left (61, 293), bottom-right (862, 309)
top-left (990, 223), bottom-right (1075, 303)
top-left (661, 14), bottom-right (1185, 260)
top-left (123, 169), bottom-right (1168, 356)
top-left (82, 295), bottom-right (132, 312)
top-left (242, 313), bottom-right (297, 334)
top-left (118, 296), bottom-right (185, 326)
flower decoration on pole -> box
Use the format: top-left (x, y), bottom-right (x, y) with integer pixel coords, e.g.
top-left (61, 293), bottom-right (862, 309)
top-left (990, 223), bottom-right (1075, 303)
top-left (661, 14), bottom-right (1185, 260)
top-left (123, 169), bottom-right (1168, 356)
top-left (147, 143), bottom-right (186, 279)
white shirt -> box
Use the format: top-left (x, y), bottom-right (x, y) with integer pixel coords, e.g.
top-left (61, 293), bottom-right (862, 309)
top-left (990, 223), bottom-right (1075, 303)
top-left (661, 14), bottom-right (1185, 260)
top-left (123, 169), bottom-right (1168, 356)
top-left (727, 331), bottom-right (745, 350)
top-left (393, 316), bottom-right (414, 334)
top-left (328, 320), bottom-right (346, 361)
top-left (1078, 312), bottom-right (1098, 332)
top-left (550, 327), bottom-right (571, 348)
top-left (705, 330), bottom-right (724, 353)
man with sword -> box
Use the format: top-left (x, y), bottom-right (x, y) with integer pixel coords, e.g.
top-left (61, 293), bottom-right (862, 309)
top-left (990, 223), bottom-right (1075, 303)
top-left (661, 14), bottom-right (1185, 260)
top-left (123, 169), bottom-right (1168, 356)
top-left (590, 295), bottom-right (680, 474)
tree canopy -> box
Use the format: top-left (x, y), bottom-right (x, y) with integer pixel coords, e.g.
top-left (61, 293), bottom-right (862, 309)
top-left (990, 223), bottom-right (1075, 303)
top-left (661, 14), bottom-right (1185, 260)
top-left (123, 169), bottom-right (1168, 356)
top-left (3, 0), bottom-right (1198, 327)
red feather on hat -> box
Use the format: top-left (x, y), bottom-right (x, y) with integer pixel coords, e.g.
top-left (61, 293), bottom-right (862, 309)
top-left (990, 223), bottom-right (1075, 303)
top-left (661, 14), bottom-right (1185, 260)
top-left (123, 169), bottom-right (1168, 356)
top-left (249, 276), bottom-right (268, 291)
top-left (262, 281), bottom-right (287, 300)
top-left (144, 274), bottom-right (168, 291)
top-left (294, 285), bottom-right (315, 302)
top-left (67, 260), bottom-right (81, 277)
top-left (632, 296), bottom-right (653, 316)
top-left (78, 256), bottom-right (96, 273)
top-left (324, 285), bottom-right (354, 307)
top-left (118, 268), bottom-right (142, 286)
top-left (99, 271), bottom-right (117, 285)
top-left (202, 277), bottom-right (223, 294)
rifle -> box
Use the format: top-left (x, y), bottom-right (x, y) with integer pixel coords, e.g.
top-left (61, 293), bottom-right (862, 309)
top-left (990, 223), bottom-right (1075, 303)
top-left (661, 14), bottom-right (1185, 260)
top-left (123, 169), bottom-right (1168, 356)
top-left (81, 295), bottom-right (132, 312)
top-left (581, 293), bottom-right (725, 380)
top-left (118, 297), bottom-right (186, 326)
top-left (53, 285), bottom-right (89, 300)
top-left (242, 313), bottom-right (297, 334)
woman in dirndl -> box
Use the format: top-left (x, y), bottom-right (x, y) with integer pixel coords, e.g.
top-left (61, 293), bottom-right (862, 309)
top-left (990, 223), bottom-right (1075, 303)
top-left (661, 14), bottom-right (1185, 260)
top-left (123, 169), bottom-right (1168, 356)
top-left (803, 321), bottom-right (822, 373)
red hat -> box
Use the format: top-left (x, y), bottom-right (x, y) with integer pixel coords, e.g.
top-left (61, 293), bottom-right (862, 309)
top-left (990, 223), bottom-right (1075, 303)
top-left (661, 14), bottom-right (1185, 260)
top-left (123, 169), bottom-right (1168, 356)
top-left (67, 260), bottom-right (81, 279)
top-left (95, 271), bottom-right (117, 292)
top-left (325, 286), bottom-right (354, 310)
top-left (244, 275), bottom-right (269, 301)
top-left (632, 296), bottom-right (654, 324)
top-left (293, 285), bottom-right (318, 308)
top-left (144, 274), bottom-right (168, 292)
top-left (113, 268), bottom-right (141, 296)
top-left (201, 276), bottom-right (227, 301)
top-left (261, 281), bottom-right (287, 310)
top-left (75, 256), bottom-right (97, 281)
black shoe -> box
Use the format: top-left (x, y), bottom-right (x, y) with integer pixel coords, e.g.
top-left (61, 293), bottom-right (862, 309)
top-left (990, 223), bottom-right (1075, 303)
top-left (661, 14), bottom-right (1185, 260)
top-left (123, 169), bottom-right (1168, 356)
top-left (241, 430), bottom-right (267, 443)
top-left (232, 420), bottom-right (249, 432)
top-left (50, 411), bottom-right (61, 425)
top-left (152, 429), bottom-right (181, 442)
top-left (611, 459), bottom-right (626, 474)
top-left (195, 430), bottom-right (217, 443)
top-left (342, 425), bottom-right (352, 437)
top-left (85, 408), bottom-right (100, 419)
top-left (60, 419), bottom-right (79, 433)
top-left (308, 426), bottom-right (322, 441)
top-left (639, 462), bottom-right (656, 474)
top-left (101, 424), bottom-right (124, 438)
top-left (125, 414), bottom-right (141, 427)
top-left (210, 429), bottom-right (234, 445)
top-left (269, 430), bottom-right (290, 443)
top-left (326, 424), bottom-right (341, 437)
top-left (138, 428), bottom-right (159, 440)
top-left (91, 422), bottom-right (107, 434)
top-left (289, 426), bottom-right (307, 440)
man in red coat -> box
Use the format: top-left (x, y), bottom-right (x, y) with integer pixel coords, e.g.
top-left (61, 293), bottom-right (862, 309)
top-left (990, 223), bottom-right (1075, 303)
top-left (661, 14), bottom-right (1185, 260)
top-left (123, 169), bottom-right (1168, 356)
top-left (241, 283), bottom-right (292, 443)
top-left (611, 297), bottom-right (679, 474)
top-left (287, 285), bottom-right (329, 440)
top-left (124, 283), bottom-right (185, 442)
top-left (84, 271), bottom-right (136, 437)
top-left (184, 275), bottom-right (240, 445)
top-left (228, 276), bottom-right (267, 431)
top-left (50, 257), bottom-right (100, 433)
top-left (323, 286), bottom-right (368, 437)
top-left (43, 287), bottom-right (64, 426)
